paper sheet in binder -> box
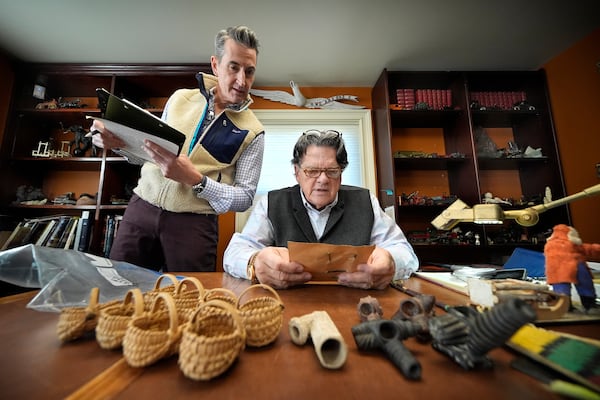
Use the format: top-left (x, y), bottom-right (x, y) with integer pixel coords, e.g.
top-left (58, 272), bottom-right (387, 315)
top-left (88, 88), bottom-right (186, 164)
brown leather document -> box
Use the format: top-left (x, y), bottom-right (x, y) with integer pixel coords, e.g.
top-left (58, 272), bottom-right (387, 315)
top-left (288, 241), bottom-right (375, 282)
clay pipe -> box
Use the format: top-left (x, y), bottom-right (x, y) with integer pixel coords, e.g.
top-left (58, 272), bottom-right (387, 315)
top-left (352, 319), bottom-right (422, 380)
top-left (289, 311), bottom-right (348, 369)
top-left (390, 280), bottom-right (450, 311)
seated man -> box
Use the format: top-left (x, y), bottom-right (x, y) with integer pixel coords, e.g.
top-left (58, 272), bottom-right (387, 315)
top-left (223, 129), bottom-right (418, 289)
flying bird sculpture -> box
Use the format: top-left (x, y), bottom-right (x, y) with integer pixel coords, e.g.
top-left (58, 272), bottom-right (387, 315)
top-left (250, 81), bottom-right (365, 109)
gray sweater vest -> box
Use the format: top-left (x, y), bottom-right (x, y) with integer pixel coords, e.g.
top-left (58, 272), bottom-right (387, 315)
top-left (267, 185), bottom-right (374, 246)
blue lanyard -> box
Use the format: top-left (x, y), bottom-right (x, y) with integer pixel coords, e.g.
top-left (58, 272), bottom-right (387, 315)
top-left (188, 106), bottom-right (206, 155)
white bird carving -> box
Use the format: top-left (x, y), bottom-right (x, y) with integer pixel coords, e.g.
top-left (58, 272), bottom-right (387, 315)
top-left (250, 81), bottom-right (365, 109)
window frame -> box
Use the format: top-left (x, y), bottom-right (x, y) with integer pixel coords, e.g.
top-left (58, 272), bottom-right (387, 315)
top-left (235, 108), bottom-right (376, 231)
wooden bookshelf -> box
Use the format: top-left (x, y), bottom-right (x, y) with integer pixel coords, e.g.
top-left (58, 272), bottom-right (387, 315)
top-left (0, 63), bottom-right (210, 255)
top-left (372, 69), bottom-right (569, 265)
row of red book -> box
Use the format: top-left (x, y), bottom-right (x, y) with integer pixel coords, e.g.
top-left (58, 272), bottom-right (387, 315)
top-left (470, 91), bottom-right (527, 110)
top-left (396, 88), bottom-right (452, 110)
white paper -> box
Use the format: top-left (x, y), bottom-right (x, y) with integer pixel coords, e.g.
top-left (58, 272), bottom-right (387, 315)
top-left (95, 266), bottom-right (134, 287)
top-left (88, 116), bottom-right (180, 164)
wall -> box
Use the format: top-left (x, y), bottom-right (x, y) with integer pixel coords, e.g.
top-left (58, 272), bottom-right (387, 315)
top-left (544, 27), bottom-right (600, 243)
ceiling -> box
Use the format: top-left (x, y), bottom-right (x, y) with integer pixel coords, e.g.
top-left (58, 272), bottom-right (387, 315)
top-left (0, 0), bottom-right (598, 87)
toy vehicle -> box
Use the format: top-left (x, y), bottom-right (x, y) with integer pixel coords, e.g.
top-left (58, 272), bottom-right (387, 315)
top-left (512, 100), bottom-right (535, 111)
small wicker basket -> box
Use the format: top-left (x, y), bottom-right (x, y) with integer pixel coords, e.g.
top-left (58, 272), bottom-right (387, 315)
top-left (203, 287), bottom-right (238, 305)
top-left (172, 276), bottom-right (205, 324)
top-left (178, 299), bottom-right (246, 381)
top-left (122, 292), bottom-right (182, 368)
top-left (236, 284), bottom-right (285, 347)
top-left (142, 273), bottom-right (179, 311)
top-left (95, 288), bottom-right (144, 350)
top-left (57, 287), bottom-right (119, 342)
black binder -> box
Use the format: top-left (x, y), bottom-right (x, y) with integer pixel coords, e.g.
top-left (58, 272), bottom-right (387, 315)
top-left (91, 88), bottom-right (186, 164)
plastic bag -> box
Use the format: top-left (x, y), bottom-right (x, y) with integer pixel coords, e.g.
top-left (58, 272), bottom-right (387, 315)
top-left (0, 244), bottom-right (162, 312)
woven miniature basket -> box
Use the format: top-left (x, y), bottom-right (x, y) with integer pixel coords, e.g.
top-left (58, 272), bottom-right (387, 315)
top-left (202, 287), bottom-right (238, 305)
top-left (178, 299), bottom-right (246, 381)
top-left (172, 276), bottom-right (205, 324)
top-left (57, 287), bottom-right (119, 342)
top-left (236, 284), bottom-right (285, 347)
top-left (122, 292), bottom-right (182, 368)
top-left (142, 273), bottom-right (179, 311)
top-left (95, 288), bottom-right (144, 350)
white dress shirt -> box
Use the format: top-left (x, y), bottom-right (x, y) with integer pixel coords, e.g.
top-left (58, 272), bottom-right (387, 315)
top-left (223, 187), bottom-right (419, 281)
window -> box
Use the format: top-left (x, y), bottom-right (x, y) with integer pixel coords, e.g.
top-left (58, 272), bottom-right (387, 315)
top-left (236, 109), bottom-right (376, 231)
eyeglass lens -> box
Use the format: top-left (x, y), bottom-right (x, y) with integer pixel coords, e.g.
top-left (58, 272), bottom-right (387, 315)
top-left (303, 168), bottom-right (341, 178)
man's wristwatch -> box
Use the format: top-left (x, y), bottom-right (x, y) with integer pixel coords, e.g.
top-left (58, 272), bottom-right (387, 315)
top-left (192, 175), bottom-right (208, 195)
top-left (246, 252), bottom-right (260, 284)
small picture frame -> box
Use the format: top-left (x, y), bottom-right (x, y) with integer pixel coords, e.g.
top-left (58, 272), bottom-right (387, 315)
top-left (33, 84), bottom-right (46, 100)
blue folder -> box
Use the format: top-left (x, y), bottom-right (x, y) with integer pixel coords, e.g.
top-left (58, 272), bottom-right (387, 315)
top-left (503, 247), bottom-right (546, 278)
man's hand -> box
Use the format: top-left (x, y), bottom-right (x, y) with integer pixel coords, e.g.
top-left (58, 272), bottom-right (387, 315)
top-left (337, 246), bottom-right (395, 290)
top-left (254, 247), bottom-right (312, 289)
top-left (89, 119), bottom-right (126, 150)
top-left (142, 139), bottom-right (202, 186)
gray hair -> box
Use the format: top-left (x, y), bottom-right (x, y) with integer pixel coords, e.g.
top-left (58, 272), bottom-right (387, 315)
top-left (215, 26), bottom-right (260, 61)
top-left (291, 130), bottom-right (349, 170)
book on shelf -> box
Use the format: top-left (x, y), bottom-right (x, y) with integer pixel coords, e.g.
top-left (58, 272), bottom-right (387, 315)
top-left (0, 231), bottom-right (12, 249)
top-left (87, 88), bottom-right (186, 165)
top-left (18, 220), bottom-right (42, 246)
top-left (0, 213), bottom-right (97, 252)
top-left (102, 215), bottom-right (114, 257)
top-left (101, 214), bottom-right (123, 258)
top-left (62, 216), bottom-right (80, 249)
top-left (35, 219), bottom-right (58, 246)
top-left (1, 215), bottom-right (64, 250)
top-left (113, 214), bottom-right (123, 238)
top-left (76, 210), bottom-right (93, 252)
top-left (72, 215), bottom-right (84, 250)
top-left (55, 217), bottom-right (77, 248)
top-left (0, 221), bottom-right (26, 251)
top-left (45, 216), bottom-right (72, 248)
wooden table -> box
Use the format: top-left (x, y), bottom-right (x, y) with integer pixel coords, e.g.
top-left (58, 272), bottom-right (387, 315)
top-left (1, 273), bottom-right (598, 399)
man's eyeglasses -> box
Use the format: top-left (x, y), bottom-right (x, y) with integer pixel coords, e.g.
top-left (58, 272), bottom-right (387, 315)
top-left (302, 168), bottom-right (342, 179)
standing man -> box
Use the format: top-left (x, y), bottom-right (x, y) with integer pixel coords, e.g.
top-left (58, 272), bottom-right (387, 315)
top-left (90, 26), bottom-right (264, 272)
top-left (223, 130), bottom-right (419, 289)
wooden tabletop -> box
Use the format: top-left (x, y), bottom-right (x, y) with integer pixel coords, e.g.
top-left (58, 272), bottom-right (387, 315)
top-left (1, 272), bottom-right (598, 400)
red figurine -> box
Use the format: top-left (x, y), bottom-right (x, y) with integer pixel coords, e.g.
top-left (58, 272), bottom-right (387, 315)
top-left (544, 224), bottom-right (600, 310)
